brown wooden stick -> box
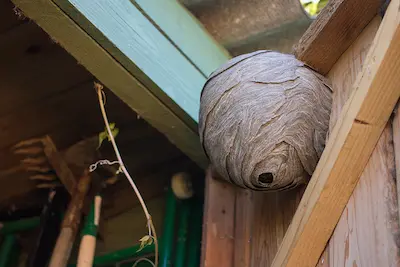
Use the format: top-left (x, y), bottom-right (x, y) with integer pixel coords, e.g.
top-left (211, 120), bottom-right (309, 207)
top-left (42, 135), bottom-right (77, 195)
top-left (48, 170), bottom-right (91, 267)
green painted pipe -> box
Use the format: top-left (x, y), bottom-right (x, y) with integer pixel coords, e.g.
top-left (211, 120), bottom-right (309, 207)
top-left (174, 200), bottom-right (190, 267)
top-left (0, 235), bottom-right (17, 267)
top-left (68, 243), bottom-right (155, 267)
top-left (94, 243), bottom-right (155, 266)
top-left (159, 188), bottom-right (178, 267)
top-left (187, 198), bottom-right (204, 267)
top-left (0, 217), bottom-right (40, 235)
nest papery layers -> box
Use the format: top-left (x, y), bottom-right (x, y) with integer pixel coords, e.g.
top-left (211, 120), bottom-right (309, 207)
top-left (199, 50), bottom-right (332, 191)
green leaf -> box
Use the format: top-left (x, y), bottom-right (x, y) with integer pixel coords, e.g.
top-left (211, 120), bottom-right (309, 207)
top-left (137, 235), bottom-right (154, 252)
top-left (97, 122), bottom-right (119, 149)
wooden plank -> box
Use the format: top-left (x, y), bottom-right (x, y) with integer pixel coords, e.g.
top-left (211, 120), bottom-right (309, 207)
top-left (293, 0), bottom-right (382, 75)
top-left (393, 103), bottom-right (400, 224)
top-left (134, 0), bottom-right (230, 77)
top-left (324, 124), bottom-right (399, 266)
top-left (201, 168), bottom-right (235, 267)
top-left (233, 188), bottom-right (253, 267)
top-left (319, 16), bottom-right (400, 267)
top-left (0, 0), bottom-right (25, 34)
top-left (0, 22), bottom-right (91, 116)
top-left (0, 82), bottom-right (128, 150)
top-left (13, 0), bottom-right (208, 168)
top-left (53, 0), bottom-right (205, 123)
top-left (42, 136), bottom-right (77, 195)
top-left (272, 1), bottom-right (400, 266)
top-left (250, 187), bottom-right (304, 266)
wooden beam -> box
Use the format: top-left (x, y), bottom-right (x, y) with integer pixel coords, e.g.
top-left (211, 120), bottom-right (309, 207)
top-left (201, 168), bottom-right (235, 267)
top-left (320, 16), bottom-right (399, 266)
top-left (134, 0), bottom-right (230, 77)
top-left (392, 103), bottom-right (400, 226)
top-left (272, 0), bottom-right (400, 266)
top-left (42, 136), bottom-right (77, 195)
top-left (12, 0), bottom-right (228, 169)
top-left (293, 0), bottom-right (382, 74)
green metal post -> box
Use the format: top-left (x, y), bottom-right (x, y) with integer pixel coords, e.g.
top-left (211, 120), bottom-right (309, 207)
top-left (0, 235), bottom-right (17, 267)
top-left (187, 198), bottom-right (204, 267)
top-left (174, 200), bottom-right (190, 267)
top-left (159, 188), bottom-right (178, 267)
top-left (0, 217), bottom-right (40, 235)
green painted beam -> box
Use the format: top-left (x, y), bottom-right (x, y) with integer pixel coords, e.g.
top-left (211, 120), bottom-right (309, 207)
top-left (13, 0), bottom-right (208, 167)
top-left (134, 0), bottom-right (230, 77)
top-left (57, 0), bottom-right (206, 122)
top-left (12, 0), bottom-right (228, 168)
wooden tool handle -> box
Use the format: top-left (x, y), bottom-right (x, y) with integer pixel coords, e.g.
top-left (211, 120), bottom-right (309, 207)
top-left (49, 171), bottom-right (91, 267)
top-left (77, 235), bottom-right (97, 267)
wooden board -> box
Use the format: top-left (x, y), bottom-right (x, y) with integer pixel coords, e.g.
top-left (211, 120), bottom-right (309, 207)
top-left (321, 124), bottom-right (399, 266)
top-left (318, 16), bottom-right (400, 267)
top-left (293, 0), bottom-right (382, 75)
top-left (272, 0), bottom-right (400, 265)
top-left (393, 103), bottom-right (400, 225)
top-left (0, 0), bottom-right (25, 34)
top-left (55, 0), bottom-right (205, 122)
top-left (250, 187), bottom-right (304, 266)
top-left (0, 82), bottom-right (127, 150)
top-left (134, 0), bottom-right (230, 77)
top-left (233, 188), bottom-right (253, 267)
top-left (0, 22), bottom-right (91, 116)
top-left (12, 0), bottom-right (208, 168)
top-left (201, 168), bottom-right (235, 267)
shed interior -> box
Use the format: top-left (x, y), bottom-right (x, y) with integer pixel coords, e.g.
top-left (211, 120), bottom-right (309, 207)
top-left (0, 0), bottom-right (203, 263)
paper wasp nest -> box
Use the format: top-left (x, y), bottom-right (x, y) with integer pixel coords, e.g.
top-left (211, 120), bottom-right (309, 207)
top-left (199, 51), bottom-right (332, 191)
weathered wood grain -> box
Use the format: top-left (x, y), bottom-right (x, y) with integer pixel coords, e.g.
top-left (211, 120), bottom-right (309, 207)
top-left (324, 125), bottom-right (399, 266)
top-left (318, 16), bottom-right (400, 267)
top-left (201, 168), bottom-right (235, 267)
top-left (272, 0), bottom-right (400, 265)
top-left (233, 188), bottom-right (253, 267)
top-left (134, 0), bottom-right (230, 77)
top-left (42, 136), bottom-right (77, 195)
top-left (250, 187), bottom-right (304, 266)
top-left (393, 103), bottom-right (400, 226)
top-left (293, 0), bottom-right (382, 75)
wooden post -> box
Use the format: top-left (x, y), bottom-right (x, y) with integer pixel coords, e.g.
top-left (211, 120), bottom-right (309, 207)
top-left (272, 0), bottom-right (400, 266)
top-left (49, 171), bottom-right (91, 267)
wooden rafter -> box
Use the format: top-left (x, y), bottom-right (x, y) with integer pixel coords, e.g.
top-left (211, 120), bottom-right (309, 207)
top-left (12, 0), bottom-right (230, 169)
top-left (293, 0), bottom-right (382, 74)
top-left (272, 0), bottom-right (400, 266)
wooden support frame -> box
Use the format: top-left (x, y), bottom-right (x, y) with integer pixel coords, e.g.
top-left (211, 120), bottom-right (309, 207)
top-left (12, 0), bottom-right (230, 169)
top-left (293, 0), bottom-right (382, 75)
top-left (272, 0), bottom-right (400, 266)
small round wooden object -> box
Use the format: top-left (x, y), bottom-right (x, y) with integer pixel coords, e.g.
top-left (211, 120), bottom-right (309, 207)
top-left (199, 50), bottom-right (332, 191)
top-left (171, 172), bottom-right (194, 199)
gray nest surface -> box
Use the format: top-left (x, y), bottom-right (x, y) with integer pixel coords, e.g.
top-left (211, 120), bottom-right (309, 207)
top-left (199, 50), bottom-right (332, 191)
